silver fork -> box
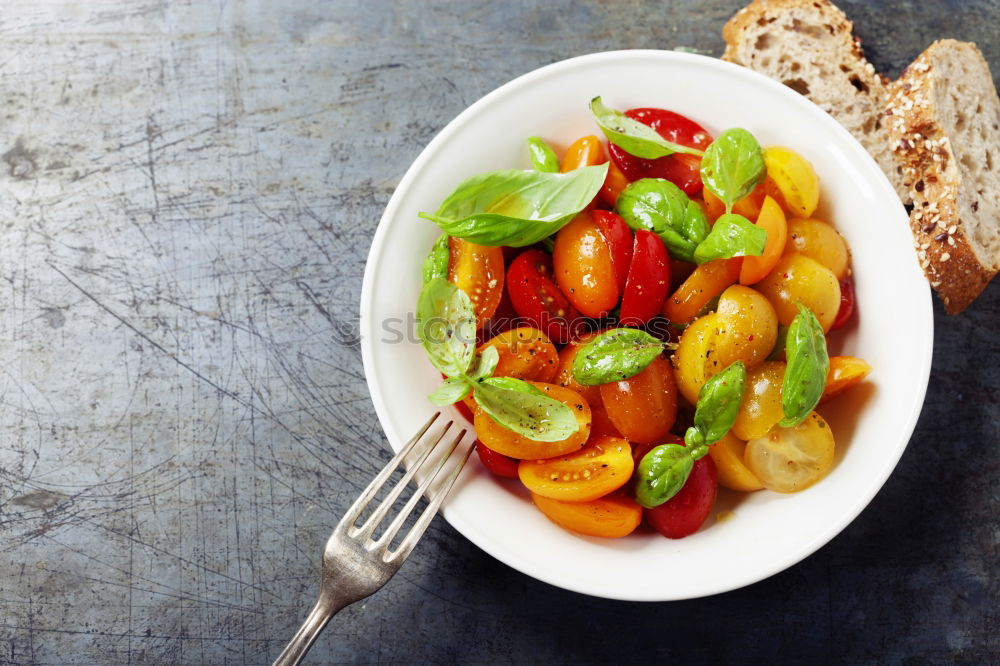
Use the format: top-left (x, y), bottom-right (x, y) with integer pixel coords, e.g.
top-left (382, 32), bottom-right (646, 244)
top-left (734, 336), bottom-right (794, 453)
top-left (273, 413), bottom-right (471, 665)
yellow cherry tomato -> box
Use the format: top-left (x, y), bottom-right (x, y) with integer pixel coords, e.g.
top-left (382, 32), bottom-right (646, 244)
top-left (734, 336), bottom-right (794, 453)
top-left (518, 435), bottom-right (633, 502)
top-left (672, 312), bottom-right (722, 405)
top-left (715, 285), bottom-right (779, 371)
top-left (785, 218), bottom-right (850, 280)
top-left (561, 135), bottom-right (605, 172)
top-left (744, 412), bottom-right (835, 493)
top-left (531, 492), bottom-right (642, 538)
top-left (756, 253), bottom-right (842, 332)
top-left (740, 195), bottom-right (788, 285)
top-left (763, 146), bottom-right (820, 218)
top-left (732, 361), bottom-right (786, 441)
top-left (709, 432), bottom-right (764, 492)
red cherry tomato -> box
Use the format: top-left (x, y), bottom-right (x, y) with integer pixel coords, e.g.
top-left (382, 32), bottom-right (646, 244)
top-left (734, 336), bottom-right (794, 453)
top-left (619, 231), bottom-right (671, 326)
top-left (591, 210), bottom-right (634, 292)
top-left (608, 109), bottom-right (713, 195)
top-left (630, 434), bottom-right (684, 468)
top-left (506, 250), bottom-right (585, 344)
top-left (645, 453), bottom-right (717, 539)
top-left (831, 276), bottom-right (856, 330)
top-left (475, 441), bottom-right (520, 478)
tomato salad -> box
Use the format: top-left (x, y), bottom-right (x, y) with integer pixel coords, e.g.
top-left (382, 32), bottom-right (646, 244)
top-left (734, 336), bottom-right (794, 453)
top-left (415, 97), bottom-right (871, 540)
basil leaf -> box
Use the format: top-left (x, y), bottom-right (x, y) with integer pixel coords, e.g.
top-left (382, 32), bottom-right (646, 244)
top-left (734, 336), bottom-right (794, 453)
top-left (422, 234), bottom-right (450, 284)
top-left (635, 444), bottom-right (694, 509)
top-left (429, 377), bottom-right (472, 406)
top-left (780, 304), bottom-right (830, 427)
top-left (527, 137), bottom-right (559, 173)
top-left (416, 278), bottom-right (476, 378)
top-left (700, 128), bottom-right (765, 211)
top-left (419, 165), bottom-right (608, 247)
top-left (571, 328), bottom-right (664, 386)
top-left (473, 377), bottom-right (579, 442)
top-left (615, 178), bottom-right (709, 262)
top-left (468, 345), bottom-right (499, 381)
top-left (690, 360), bottom-right (747, 449)
top-left (692, 213), bottom-right (767, 264)
top-left (590, 97), bottom-right (704, 159)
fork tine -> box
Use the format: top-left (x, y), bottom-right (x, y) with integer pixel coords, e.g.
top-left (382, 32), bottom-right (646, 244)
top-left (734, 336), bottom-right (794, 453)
top-left (336, 412), bottom-right (442, 531)
top-left (370, 427), bottom-right (468, 551)
top-left (386, 435), bottom-right (475, 563)
top-left (350, 419), bottom-right (453, 539)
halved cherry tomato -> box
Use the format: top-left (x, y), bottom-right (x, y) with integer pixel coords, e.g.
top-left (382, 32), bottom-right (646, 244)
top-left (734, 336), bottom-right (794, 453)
top-left (531, 492), bottom-right (642, 538)
top-left (561, 135), bottom-right (605, 173)
top-left (645, 453), bottom-right (717, 539)
top-left (739, 195), bottom-right (788, 285)
top-left (631, 433), bottom-right (684, 468)
top-left (763, 147), bottom-right (820, 218)
top-left (553, 330), bottom-right (603, 405)
top-left (476, 282), bottom-right (518, 344)
top-left (600, 355), bottom-right (678, 444)
top-left (478, 327), bottom-right (559, 383)
top-left (591, 210), bottom-right (634, 292)
top-left (831, 276), bottom-right (855, 330)
top-left (609, 108), bottom-right (712, 195)
top-left (474, 382), bottom-right (591, 460)
top-left (475, 441), bottom-right (519, 478)
top-left (708, 432), bottom-right (763, 492)
top-left (703, 180), bottom-right (767, 223)
top-left (507, 250), bottom-right (585, 344)
top-left (553, 213), bottom-right (619, 318)
top-left (619, 231), bottom-right (671, 326)
top-left (744, 412), bottom-right (834, 493)
top-left (448, 237), bottom-right (505, 328)
top-left (598, 160), bottom-right (629, 208)
top-left (519, 435), bottom-right (633, 502)
top-left (821, 355), bottom-right (872, 403)
top-left (662, 257), bottom-right (741, 324)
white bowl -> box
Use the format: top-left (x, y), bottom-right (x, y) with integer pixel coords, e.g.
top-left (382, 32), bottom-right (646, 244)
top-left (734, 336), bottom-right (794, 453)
top-left (360, 50), bottom-right (932, 601)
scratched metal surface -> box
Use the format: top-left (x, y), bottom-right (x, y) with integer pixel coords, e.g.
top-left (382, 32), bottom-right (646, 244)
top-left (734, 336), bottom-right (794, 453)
top-left (0, 0), bottom-right (997, 664)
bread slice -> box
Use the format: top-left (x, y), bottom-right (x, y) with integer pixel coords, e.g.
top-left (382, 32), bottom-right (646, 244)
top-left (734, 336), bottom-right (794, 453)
top-left (722, 0), bottom-right (909, 201)
top-left (885, 40), bottom-right (1000, 314)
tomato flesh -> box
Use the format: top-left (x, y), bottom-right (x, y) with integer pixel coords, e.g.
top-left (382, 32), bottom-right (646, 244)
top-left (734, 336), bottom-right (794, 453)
top-left (619, 230), bottom-right (671, 326)
top-left (553, 213), bottom-right (619, 318)
top-left (645, 453), bottom-right (717, 539)
top-left (475, 441), bottom-right (519, 478)
top-left (531, 492), bottom-right (642, 538)
top-left (831, 276), bottom-right (855, 330)
top-left (507, 249), bottom-right (585, 344)
top-left (448, 237), bottom-right (505, 329)
top-left (600, 355), bottom-right (678, 444)
top-left (518, 435), bottom-right (633, 502)
top-left (608, 108), bottom-right (712, 195)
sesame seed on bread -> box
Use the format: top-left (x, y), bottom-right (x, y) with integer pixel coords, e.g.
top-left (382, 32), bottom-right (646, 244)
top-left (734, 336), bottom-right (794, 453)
top-left (722, 0), bottom-right (910, 202)
top-left (885, 40), bottom-right (1000, 314)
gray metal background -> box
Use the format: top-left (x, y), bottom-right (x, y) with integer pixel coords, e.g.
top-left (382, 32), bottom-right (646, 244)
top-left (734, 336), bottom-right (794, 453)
top-left (0, 1), bottom-right (997, 663)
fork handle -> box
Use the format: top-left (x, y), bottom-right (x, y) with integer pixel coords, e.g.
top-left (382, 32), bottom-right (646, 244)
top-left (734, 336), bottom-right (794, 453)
top-left (273, 593), bottom-right (350, 666)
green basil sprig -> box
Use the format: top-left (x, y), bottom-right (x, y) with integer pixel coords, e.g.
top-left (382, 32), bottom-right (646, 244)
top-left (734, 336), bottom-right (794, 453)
top-left (570, 328), bottom-right (666, 386)
top-left (419, 165), bottom-right (608, 247)
top-left (635, 444), bottom-right (693, 509)
top-left (422, 234), bottom-right (450, 284)
top-left (615, 178), bottom-right (709, 262)
top-left (416, 278), bottom-right (579, 441)
top-left (779, 304), bottom-right (829, 427)
top-left (684, 361), bottom-right (747, 458)
top-left (527, 137), bottom-right (560, 173)
top-left (590, 97), bottom-right (704, 159)
top-left (700, 128), bottom-right (766, 213)
top-left (692, 213), bottom-right (767, 264)
top-left (635, 360), bottom-right (747, 508)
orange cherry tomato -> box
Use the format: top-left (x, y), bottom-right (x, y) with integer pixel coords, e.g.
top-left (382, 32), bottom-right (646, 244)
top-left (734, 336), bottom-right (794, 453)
top-left (739, 195), bottom-right (788, 285)
top-left (598, 160), bottom-right (629, 208)
top-left (561, 135), bottom-right (605, 173)
top-left (448, 237), bottom-right (504, 329)
top-left (478, 327), bottom-right (559, 383)
top-left (553, 213), bottom-right (619, 318)
top-left (473, 382), bottom-right (591, 460)
top-left (821, 356), bottom-right (872, 403)
top-left (600, 355), bottom-right (678, 444)
top-left (661, 257), bottom-right (741, 324)
top-left (553, 330), bottom-right (603, 405)
top-left (588, 403), bottom-right (622, 439)
top-left (531, 492), bottom-right (642, 538)
top-left (519, 435), bottom-right (633, 502)
top-left (702, 180), bottom-right (767, 223)
top-left (475, 441), bottom-right (520, 478)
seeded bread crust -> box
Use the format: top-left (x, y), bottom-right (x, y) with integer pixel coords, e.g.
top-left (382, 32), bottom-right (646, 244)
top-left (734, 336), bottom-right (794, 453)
top-left (722, 0), bottom-right (910, 201)
top-left (885, 40), bottom-right (1000, 314)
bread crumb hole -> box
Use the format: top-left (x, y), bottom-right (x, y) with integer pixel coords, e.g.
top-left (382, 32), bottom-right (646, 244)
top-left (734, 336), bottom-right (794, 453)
top-left (849, 75), bottom-right (868, 93)
top-left (755, 33), bottom-right (771, 50)
top-left (839, 64), bottom-right (850, 73)
top-left (791, 61), bottom-right (801, 72)
top-left (783, 78), bottom-right (810, 95)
